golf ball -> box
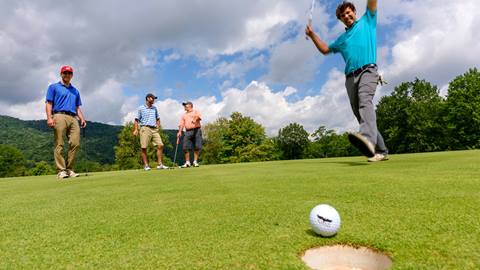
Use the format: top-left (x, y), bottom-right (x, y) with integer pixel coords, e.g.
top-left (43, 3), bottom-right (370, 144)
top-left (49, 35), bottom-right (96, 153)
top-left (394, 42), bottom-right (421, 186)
top-left (309, 204), bottom-right (341, 237)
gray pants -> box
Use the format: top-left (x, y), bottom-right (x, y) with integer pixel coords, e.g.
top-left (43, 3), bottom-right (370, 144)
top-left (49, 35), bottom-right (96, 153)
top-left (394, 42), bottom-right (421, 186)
top-left (345, 66), bottom-right (388, 154)
top-left (183, 127), bottom-right (202, 151)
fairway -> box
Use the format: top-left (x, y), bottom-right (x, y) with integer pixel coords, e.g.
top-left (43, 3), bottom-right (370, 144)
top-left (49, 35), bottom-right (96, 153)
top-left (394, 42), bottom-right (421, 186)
top-left (1, 151), bottom-right (479, 269)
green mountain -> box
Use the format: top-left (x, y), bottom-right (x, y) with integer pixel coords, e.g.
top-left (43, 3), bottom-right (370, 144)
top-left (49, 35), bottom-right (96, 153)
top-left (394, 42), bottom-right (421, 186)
top-left (0, 115), bottom-right (182, 166)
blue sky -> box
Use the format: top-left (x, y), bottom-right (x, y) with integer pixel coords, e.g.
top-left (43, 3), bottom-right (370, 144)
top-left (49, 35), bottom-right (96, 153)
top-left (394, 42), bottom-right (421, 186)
top-left (0, 0), bottom-right (478, 135)
top-left (122, 4), bottom-right (402, 105)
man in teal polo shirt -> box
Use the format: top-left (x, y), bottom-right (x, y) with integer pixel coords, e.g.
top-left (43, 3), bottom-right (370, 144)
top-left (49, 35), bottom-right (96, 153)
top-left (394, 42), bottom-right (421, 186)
top-left (306, 0), bottom-right (389, 162)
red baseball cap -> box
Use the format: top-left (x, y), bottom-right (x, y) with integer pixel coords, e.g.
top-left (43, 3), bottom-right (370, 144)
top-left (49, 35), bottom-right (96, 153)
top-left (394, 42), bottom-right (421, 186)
top-left (60, 66), bottom-right (73, 73)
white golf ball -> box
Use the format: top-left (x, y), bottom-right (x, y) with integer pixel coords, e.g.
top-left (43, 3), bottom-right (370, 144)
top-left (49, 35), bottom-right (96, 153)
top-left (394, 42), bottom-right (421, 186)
top-left (309, 204), bottom-right (341, 237)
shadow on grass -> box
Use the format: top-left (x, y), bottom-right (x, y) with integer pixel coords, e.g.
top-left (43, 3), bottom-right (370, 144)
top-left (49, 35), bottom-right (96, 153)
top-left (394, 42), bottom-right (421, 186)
top-left (321, 161), bottom-right (369, 166)
top-left (305, 229), bottom-right (337, 238)
top-left (306, 229), bottom-right (318, 237)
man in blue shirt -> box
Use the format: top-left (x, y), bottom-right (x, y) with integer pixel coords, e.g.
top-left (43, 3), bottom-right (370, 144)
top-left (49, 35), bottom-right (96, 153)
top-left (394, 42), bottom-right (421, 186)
top-left (306, 0), bottom-right (389, 162)
top-left (45, 66), bottom-right (87, 179)
top-left (132, 93), bottom-right (169, 171)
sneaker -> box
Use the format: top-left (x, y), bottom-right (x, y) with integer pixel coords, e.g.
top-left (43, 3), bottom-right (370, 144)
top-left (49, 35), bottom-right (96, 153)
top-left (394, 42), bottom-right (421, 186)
top-left (180, 161), bottom-right (191, 168)
top-left (144, 165), bottom-right (152, 171)
top-left (57, 170), bottom-right (69, 179)
top-left (193, 160), bottom-right (199, 167)
top-left (67, 170), bottom-right (79, 177)
top-left (368, 153), bottom-right (390, 162)
top-left (156, 164), bottom-right (169, 170)
top-left (348, 132), bottom-right (375, 158)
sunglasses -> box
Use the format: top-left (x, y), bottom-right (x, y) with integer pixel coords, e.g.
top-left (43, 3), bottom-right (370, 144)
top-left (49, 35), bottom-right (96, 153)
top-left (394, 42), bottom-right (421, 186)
top-left (62, 72), bottom-right (73, 75)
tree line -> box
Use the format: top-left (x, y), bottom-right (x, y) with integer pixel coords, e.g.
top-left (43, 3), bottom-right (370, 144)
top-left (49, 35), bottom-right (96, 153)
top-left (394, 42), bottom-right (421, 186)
top-left (1, 68), bottom-right (478, 177)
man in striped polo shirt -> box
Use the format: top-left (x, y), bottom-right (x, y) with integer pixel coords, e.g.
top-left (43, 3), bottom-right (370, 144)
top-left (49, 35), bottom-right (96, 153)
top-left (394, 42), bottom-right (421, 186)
top-left (133, 93), bottom-right (168, 170)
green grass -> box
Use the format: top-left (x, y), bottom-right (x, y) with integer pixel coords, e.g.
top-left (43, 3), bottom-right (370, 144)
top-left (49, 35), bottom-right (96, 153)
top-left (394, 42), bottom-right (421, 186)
top-left (1, 151), bottom-right (479, 269)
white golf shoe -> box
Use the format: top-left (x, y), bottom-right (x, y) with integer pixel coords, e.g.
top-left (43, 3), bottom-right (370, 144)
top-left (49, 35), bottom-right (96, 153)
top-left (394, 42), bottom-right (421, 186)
top-left (180, 161), bottom-right (191, 168)
top-left (67, 170), bottom-right (79, 177)
top-left (57, 170), bottom-right (69, 179)
top-left (193, 160), bottom-right (199, 167)
top-left (367, 153), bottom-right (390, 162)
top-left (156, 164), bottom-right (169, 170)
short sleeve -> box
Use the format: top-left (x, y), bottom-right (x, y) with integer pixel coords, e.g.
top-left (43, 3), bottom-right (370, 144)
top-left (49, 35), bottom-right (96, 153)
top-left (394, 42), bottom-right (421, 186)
top-left (328, 39), bottom-right (341, 54)
top-left (136, 107), bottom-right (141, 121)
top-left (46, 84), bottom-right (55, 102)
top-left (76, 92), bottom-right (82, 107)
top-left (155, 107), bottom-right (160, 120)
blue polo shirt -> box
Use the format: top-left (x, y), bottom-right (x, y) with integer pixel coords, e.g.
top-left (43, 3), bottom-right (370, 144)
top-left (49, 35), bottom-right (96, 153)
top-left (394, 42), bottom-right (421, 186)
top-left (45, 82), bottom-right (82, 114)
top-left (136, 105), bottom-right (159, 127)
top-left (328, 8), bottom-right (377, 75)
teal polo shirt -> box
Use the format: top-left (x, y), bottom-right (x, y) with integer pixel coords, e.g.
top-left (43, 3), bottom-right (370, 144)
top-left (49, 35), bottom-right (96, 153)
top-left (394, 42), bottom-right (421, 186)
top-left (328, 8), bottom-right (377, 75)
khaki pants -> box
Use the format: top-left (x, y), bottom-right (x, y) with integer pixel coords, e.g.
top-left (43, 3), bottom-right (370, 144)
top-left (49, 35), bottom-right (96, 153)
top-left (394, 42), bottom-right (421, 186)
top-left (140, 126), bottom-right (163, 149)
top-left (53, 114), bottom-right (80, 172)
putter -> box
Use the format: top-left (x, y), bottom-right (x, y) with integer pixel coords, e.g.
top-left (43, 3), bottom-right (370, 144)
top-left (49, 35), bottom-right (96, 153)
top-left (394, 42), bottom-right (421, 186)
top-left (82, 126), bottom-right (89, 176)
top-left (171, 136), bottom-right (180, 169)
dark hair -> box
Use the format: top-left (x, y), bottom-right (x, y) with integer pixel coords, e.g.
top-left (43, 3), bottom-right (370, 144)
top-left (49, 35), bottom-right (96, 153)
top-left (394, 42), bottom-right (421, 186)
top-left (336, 1), bottom-right (356, 19)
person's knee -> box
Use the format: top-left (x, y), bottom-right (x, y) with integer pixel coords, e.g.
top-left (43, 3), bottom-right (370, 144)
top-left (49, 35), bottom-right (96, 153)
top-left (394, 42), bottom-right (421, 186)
top-left (70, 140), bottom-right (80, 149)
top-left (358, 95), bottom-right (373, 108)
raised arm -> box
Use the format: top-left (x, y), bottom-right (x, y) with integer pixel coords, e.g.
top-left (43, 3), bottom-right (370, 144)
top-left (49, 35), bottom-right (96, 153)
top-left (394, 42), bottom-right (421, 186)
top-left (367, 0), bottom-right (377, 12)
top-left (305, 24), bottom-right (330, 55)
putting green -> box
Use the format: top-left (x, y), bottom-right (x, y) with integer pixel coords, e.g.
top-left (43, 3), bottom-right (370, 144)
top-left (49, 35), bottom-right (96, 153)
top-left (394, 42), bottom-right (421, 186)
top-left (0, 150), bottom-right (479, 269)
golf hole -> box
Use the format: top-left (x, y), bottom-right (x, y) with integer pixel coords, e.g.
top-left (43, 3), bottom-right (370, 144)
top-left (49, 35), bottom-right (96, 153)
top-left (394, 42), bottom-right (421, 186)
top-left (301, 245), bottom-right (392, 270)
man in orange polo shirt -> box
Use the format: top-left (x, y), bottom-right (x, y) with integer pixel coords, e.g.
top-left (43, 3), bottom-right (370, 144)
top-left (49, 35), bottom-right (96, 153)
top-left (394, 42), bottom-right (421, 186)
top-left (177, 101), bottom-right (202, 168)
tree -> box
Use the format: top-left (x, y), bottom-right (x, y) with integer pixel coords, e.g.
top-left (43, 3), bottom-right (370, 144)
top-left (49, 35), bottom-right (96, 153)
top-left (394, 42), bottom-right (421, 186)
top-left (307, 126), bottom-right (359, 158)
top-left (232, 138), bottom-right (280, 163)
top-left (277, 123), bottom-right (310, 159)
top-left (115, 122), bottom-right (141, 169)
top-left (0, 144), bottom-right (26, 178)
top-left (202, 112), bottom-right (279, 164)
top-left (446, 68), bottom-right (480, 149)
top-left (29, 161), bottom-right (55, 176)
top-left (224, 112), bottom-right (272, 162)
top-left (376, 79), bottom-right (447, 153)
top-left (202, 117), bottom-right (229, 164)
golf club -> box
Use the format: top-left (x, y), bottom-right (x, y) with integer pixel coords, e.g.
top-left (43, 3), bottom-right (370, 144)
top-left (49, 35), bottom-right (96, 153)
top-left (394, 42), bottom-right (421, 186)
top-left (169, 136), bottom-right (180, 169)
top-left (305, 0), bottom-right (315, 40)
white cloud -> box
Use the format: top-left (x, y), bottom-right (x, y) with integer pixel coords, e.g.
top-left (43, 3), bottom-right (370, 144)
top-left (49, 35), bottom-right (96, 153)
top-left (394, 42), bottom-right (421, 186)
top-left (198, 54), bottom-right (266, 80)
top-left (0, 99), bottom-right (46, 121)
top-left (82, 79), bottom-right (138, 125)
top-left (0, 0), bottom-right (302, 106)
top-left (0, 0), bottom-right (478, 136)
top-left (381, 0), bottom-right (480, 91)
top-left (136, 69), bottom-right (357, 136)
top-left (265, 36), bottom-right (323, 84)
top-left (164, 53), bottom-right (181, 62)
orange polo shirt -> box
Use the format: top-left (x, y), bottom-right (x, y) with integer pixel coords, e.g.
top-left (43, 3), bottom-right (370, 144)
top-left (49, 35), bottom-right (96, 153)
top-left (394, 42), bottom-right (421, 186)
top-left (179, 109), bottom-right (202, 130)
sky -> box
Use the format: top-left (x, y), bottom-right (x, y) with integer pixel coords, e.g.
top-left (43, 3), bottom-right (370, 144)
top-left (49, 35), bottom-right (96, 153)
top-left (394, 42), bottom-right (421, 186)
top-left (0, 0), bottom-right (478, 135)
